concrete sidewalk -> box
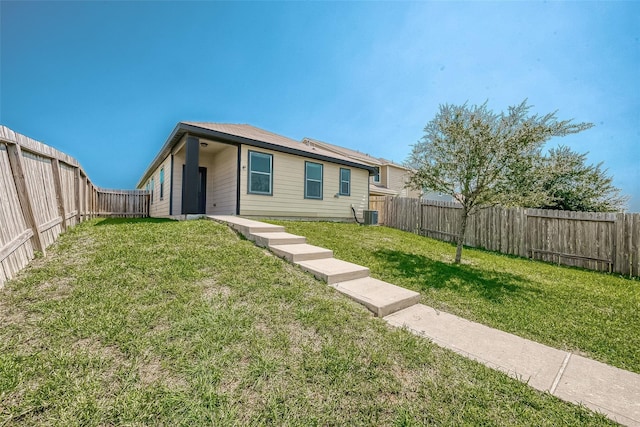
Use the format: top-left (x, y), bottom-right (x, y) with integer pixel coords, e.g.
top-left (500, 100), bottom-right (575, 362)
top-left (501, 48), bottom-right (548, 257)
top-left (385, 304), bottom-right (640, 426)
top-left (211, 216), bottom-right (640, 426)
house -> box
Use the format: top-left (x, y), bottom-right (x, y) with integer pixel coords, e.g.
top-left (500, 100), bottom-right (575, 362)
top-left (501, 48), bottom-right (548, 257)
top-left (302, 138), bottom-right (422, 198)
top-left (137, 123), bottom-right (376, 220)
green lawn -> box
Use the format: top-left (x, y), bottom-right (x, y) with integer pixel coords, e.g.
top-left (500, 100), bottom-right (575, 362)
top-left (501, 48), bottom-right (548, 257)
top-left (267, 220), bottom-right (640, 375)
top-left (0, 219), bottom-right (615, 425)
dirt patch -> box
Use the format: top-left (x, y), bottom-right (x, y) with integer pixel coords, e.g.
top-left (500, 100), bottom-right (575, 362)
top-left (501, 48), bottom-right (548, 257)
top-left (58, 236), bottom-right (96, 266)
top-left (0, 295), bottom-right (44, 351)
top-left (72, 337), bottom-right (126, 364)
top-left (389, 361), bottom-right (422, 398)
top-left (146, 320), bottom-right (171, 337)
top-left (218, 355), bottom-right (251, 395)
top-left (36, 278), bottom-right (74, 301)
top-left (138, 357), bottom-right (164, 385)
top-left (200, 278), bottom-right (232, 301)
top-left (285, 321), bottom-right (323, 355)
top-left (138, 355), bottom-right (188, 389)
top-left (440, 254), bottom-right (477, 266)
top-left (0, 298), bottom-right (27, 326)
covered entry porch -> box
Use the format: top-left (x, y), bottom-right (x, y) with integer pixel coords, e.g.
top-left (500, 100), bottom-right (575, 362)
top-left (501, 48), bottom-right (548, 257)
top-left (170, 135), bottom-right (238, 216)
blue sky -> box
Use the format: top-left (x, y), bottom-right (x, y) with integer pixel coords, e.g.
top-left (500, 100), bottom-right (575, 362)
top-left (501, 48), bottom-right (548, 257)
top-left (2, 1), bottom-right (639, 210)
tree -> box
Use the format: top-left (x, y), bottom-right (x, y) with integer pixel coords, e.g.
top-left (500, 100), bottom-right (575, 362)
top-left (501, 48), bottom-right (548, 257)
top-left (531, 145), bottom-right (627, 212)
top-left (406, 100), bottom-right (593, 264)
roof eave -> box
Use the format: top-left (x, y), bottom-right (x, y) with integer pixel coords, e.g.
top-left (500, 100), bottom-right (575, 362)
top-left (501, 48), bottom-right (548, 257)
top-left (183, 124), bottom-right (376, 172)
top-left (138, 123), bottom-right (377, 187)
top-left (137, 122), bottom-right (185, 188)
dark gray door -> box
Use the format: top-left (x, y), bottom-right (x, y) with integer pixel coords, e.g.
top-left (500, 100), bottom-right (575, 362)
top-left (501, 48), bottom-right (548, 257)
top-left (182, 166), bottom-right (207, 214)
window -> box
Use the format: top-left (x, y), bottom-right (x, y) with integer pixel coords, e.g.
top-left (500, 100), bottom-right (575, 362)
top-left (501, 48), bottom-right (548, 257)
top-left (305, 162), bottom-right (323, 199)
top-left (159, 167), bottom-right (165, 200)
top-left (339, 168), bottom-right (350, 196)
top-left (248, 151), bottom-right (273, 195)
top-left (150, 177), bottom-right (155, 204)
top-left (372, 167), bottom-right (380, 183)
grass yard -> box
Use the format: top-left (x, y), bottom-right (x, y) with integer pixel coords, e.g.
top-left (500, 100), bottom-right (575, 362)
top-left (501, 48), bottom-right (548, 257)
top-left (0, 219), bottom-right (616, 426)
top-left (267, 220), bottom-right (640, 375)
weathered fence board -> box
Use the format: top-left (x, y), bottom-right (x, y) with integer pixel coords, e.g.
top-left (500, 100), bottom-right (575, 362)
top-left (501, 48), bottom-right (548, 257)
top-left (0, 126), bottom-right (149, 287)
top-left (369, 196), bottom-right (388, 225)
top-left (60, 162), bottom-right (77, 227)
top-left (21, 150), bottom-right (63, 249)
top-left (0, 143), bottom-right (35, 284)
top-left (381, 196), bottom-right (640, 276)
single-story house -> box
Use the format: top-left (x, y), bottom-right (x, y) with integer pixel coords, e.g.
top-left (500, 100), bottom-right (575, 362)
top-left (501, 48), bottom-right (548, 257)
top-left (137, 122), bottom-right (376, 220)
top-left (301, 137), bottom-right (422, 198)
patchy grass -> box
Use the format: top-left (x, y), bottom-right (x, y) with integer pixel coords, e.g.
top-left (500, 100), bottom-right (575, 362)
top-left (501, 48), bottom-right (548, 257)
top-left (0, 219), bottom-right (615, 425)
top-left (267, 221), bottom-right (640, 375)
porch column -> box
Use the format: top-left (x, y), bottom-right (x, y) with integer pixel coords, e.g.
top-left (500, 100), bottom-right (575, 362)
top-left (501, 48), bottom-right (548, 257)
top-left (183, 135), bottom-right (200, 214)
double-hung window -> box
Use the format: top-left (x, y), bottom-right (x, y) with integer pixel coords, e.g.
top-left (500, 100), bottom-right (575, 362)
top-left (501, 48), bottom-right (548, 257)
top-left (339, 168), bottom-right (350, 196)
top-left (248, 151), bottom-right (273, 195)
top-left (159, 168), bottom-right (165, 200)
top-left (150, 177), bottom-right (155, 204)
top-left (305, 162), bottom-right (323, 199)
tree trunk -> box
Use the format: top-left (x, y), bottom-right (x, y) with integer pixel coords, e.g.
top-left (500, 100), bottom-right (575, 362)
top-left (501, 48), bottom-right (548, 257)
top-left (455, 207), bottom-right (469, 264)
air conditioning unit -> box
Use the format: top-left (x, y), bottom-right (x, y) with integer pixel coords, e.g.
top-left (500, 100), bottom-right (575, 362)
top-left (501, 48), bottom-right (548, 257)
top-left (363, 210), bottom-right (379, 226)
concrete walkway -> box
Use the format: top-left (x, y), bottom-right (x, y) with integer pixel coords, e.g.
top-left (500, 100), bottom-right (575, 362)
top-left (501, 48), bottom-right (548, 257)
top-left (209, 216), bottom-right (640, 426)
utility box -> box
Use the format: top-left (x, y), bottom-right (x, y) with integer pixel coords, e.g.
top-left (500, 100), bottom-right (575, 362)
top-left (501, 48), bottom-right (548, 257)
top-left (363, 210), bottom-right (379, 226)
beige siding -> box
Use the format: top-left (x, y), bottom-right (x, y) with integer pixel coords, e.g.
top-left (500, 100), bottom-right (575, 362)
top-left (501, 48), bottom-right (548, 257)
top-left (171, 150), bottom-right (184, 216)
top-left (385, 165), bottom-right (421, 198)
top-left (239, 145), bottom-right (369, 219)
top-left (209, 145), bottom-right (238, 215)
top-left (380, 166), bottom-right (388, 188)
top-left (144, 155), bottom-right (172, 217)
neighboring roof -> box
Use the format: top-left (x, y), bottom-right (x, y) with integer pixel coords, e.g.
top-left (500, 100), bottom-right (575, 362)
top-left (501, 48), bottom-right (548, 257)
top-left (302, 137), bottom-right (411, 170)
top-left (369, 183), bottom-right (398, 196)
top-left (138, 122), bottom-right (376, 187)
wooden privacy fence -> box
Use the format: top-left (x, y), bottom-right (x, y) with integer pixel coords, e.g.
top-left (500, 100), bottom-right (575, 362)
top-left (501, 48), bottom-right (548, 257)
top-left (378, 196), bottom-right (640, 277)
top-left (369, 196), bottom-right (388, 225)
top-left (96, 189), bottom-right (150, 218)
top-left (0, 126), bottom-right (149, 287)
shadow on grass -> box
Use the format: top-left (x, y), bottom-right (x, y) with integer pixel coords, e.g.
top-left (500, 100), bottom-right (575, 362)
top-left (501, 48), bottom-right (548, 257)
top-left (373, 248), bottom-right (542, 303)
top-left (94, 217), bottom-right (176, 226)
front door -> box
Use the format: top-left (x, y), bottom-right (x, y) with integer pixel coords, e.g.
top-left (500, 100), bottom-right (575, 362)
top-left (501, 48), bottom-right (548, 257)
top-left (182, 166), bottom-right (207, 214)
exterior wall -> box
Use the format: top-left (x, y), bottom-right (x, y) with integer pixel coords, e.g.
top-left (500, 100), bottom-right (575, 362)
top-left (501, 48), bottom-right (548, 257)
top-left (386, 165), bottom-right (421, 198)
top-left (142, 155), bottom-right (171, 217)
top-left (172, 140), bottom-right (185, 215)
top-left (239, 145), bottom-right (369, 219)
top-left (379, 166), bottom-right (388, 188)
top-left (208, 145), bottom-right (238, 215)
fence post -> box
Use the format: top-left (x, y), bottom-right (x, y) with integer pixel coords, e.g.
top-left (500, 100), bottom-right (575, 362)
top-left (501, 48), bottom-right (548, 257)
top-left (6, 143), bottom-right (45, 255)
top-left (50, 159), bottom-right (68, 231)
top-left (75, 168), bottom-right (82, 223)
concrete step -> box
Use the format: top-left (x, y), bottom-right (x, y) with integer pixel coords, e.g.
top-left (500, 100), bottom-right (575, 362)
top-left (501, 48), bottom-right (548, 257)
top-left (296, 258), bottom-right (369, 285)
top-left (269, 243), bottom-right (333, 262)
top-left (332, 277), bottom-right (421, 317)
top-left (208, 215), bottom-right (285, 237)
top-left (251, 232), bottom-right (306, 247)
